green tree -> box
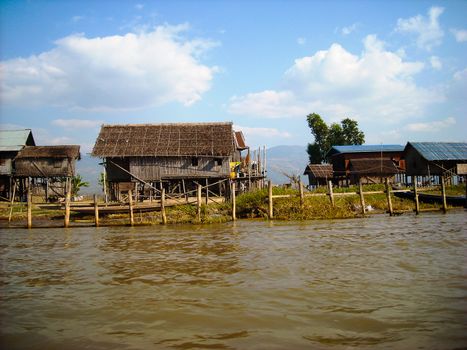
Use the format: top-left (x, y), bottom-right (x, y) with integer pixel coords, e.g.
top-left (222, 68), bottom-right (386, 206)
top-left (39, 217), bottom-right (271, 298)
top-left (71, 174), bottom-right (89, 196)
top-left (306, 113), bottom-right (365, 163)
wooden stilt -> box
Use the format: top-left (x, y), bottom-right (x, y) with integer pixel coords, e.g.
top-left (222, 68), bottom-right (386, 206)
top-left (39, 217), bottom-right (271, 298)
top-left (161, 188), bottom-right (167, 224)
top-left (328, 180), bottom-right (335, 207)
top-left (413, 180), bottom-right (420, 215)
top-left (27, 181), bottom-right (32, 229)
top-left (441, 175), bottom-right (447, 213)
top-left (128, 189), bottom-right (134, 226)
top-left (299, 179), bottom-right (304, 209)
top-left (94, 194), bottom-right (99, 227)
top-left (358, 178), bottom-right (365, 215)
top-left (232, 182), bottom-right (236, 221)
top-left (197, 184), bottom-right (202, 221)
top-left (64, 178), bottom-right (71, 228)
top-left (8, 181), bottom-right (17, 223)
top-left (268, 180), bottom-right (273, 219)
top-left (385, 177), bottom-right (393, 216)
top-left (205, 178), bottom-right (209, 205)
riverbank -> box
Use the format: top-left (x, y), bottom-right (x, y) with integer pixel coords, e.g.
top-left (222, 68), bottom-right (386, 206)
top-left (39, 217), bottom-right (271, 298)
top-left (1, 183), bottom-right (464, 228)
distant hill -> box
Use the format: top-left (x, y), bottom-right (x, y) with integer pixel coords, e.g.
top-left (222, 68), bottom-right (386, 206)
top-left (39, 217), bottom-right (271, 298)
top-left (266, 145), bottom-right (309, 185)
top-left (75, 145), bottom-right (310, 194)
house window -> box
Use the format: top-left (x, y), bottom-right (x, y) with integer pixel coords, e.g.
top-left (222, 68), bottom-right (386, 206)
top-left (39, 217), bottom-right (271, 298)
top-left (215, 158), bottom-right (223, 166)
top-left (191, 157), bottom-right (198, 167)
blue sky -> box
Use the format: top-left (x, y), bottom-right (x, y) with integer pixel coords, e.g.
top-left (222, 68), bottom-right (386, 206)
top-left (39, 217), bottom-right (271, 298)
top-left (1, 0), bottom-right (466, 153)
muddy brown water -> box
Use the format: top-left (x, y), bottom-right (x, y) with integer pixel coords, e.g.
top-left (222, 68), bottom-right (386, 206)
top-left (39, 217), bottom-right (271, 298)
top-left (1, 211), bottom-right (466, 349)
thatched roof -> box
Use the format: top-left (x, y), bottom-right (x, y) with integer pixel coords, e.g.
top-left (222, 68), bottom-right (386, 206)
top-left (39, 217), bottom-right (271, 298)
top-left (15, 146), bottom-right (81, 159)
top-left (92, 122), bottom-right (236, 157)
top-left (303, 164), bottom-right (333, 178)
top-left (349, 158), bottom-right (399, 176)
top-left (234, 131), bottom-right (248, 150)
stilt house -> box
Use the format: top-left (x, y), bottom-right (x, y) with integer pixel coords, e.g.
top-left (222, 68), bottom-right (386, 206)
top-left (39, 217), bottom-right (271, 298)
top-left (0, 129), bottom-right (36, 199)
top-left (303, 164), bottom-right (333, 188)
top-left (326, 145), bottom-right (405, 185)
top-left (92, 122), bottom-right (248, 200)
top-left (14, 145), bottom-right (81, 199)
top-left (403, 142), bottom-right (467, 182)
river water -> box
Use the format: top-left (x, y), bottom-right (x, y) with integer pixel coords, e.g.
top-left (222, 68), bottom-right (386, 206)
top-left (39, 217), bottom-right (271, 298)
top-left (1, 211), bottom-right (466, 350)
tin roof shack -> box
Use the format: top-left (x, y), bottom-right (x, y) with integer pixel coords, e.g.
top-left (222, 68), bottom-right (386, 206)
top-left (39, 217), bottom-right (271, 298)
top-left (326, 145), bottom-right (405, 185)
top-left (14, 146), bottom-right (81, 200)
top-left (0, 129), bottom-right (36, 200)
top-left (92, 122), bottom-right (247, 200)
top-left (303, 164), bottom-right (333, 188)
top-left (403, 142), bottom-right (467, 181)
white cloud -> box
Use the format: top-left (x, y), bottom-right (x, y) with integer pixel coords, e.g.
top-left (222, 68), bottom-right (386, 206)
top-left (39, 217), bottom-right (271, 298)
top-left (71, 15), bottom-right (84, 23)
top-left (135, 3), bottom-right (144, 10)
top-left (229, 35), bottom-right (439, 122)
top-left (341, 23), bottom-right (358, 35)
top-left (0, 24), bottom-right (217, 111)
top-left (234, 125), bottom-right (291, 139)
top-left (297, 37), bottom-right (306, 45)
top-left (52, 119), bottom-right (103, 129)
top-left (450, 28), bottom-right (467, 42)
top-left (50, 136), bottom-right (74, 145)
top-left (395, 6), bottom-right (444, 50)
top-left (406, 117), bottom-right (456, 132)
top-left (430, 56), bottom-right (442, 70)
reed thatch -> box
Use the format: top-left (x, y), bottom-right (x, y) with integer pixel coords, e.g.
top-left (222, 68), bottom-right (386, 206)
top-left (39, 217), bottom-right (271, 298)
top-left (303, 164), bottom-right (333, 178)
top-left (92, 122), bottom-right (236, 157)
top-left (15, 145), bottom-right (81, 160)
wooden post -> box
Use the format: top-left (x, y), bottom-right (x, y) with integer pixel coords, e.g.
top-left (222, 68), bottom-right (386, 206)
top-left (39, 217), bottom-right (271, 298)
top-left (197, 184), bottom-right (202, 221)
top-left (413, 180), bottom-right (420, 215)
top-left (232, 182), bottom-right (236, 221)
top-left (385, 177), bottom-right (393, 216)
top-left (103, 166), bottom-right (108, 204)
top-left (64, 178), bottom-right (71, 228)
top-left (299, 179), bottom-right (304, 208)
top-left (161, 188), bottom-right (167, 224)
top-left (441, 175), bottom-right (447, 213)
top-left (45, 178), bottom-right (49, 203)
top-left (94, 194), bottom-right (99, 227)
top-left (205, 179), bottom-right (209, 205)
top-left (268, 180), bottom-right (273, 219)
top-left (358, 178), bottom-right (366, 215)
top-left (128, 189), bottom-right (134, 226)
top-left (327, 180), bottom-right (335, 207)
top-left (27, 183), bottom-right (32, 229)
top-left (8, 181), bottom-right (17, 223)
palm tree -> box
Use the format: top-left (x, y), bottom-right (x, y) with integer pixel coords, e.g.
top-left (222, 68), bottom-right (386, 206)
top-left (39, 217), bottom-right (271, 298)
top-left (71, 174), bottom-right (89, 196)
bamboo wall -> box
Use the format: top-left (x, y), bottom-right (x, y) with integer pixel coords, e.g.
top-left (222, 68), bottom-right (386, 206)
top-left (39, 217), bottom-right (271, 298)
top-left (14, 158), bottom-right (76, 177)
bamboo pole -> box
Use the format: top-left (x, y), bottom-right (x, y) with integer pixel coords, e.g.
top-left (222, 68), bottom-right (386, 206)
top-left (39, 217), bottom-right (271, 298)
top-left (205, 178), bottom-right (209, 205)
top-left (268, 180), bottom-right (273, 219)
top-left (94, 194), bottom-right (99, 227)
top-left (64, 178), bottom-right (71, 228)
top-left (413, 179), bottom-right (420, 215)
top-left (161, 188), bottom-right (167, 224)
top-left (27, 182), bottom-right (32, 229)
top-left (327, 180), bottom-right (335, 207)
top-left (8, 181), bottom-right (16, 223)
top-left (128, 189), bottom-right (134, 226)
top-left (299, 179), bottom-right (304, 208)
top-left (385, 177), bottom-right (393, 216)
top-left (358, 178), bottom-right (365, 215)
top-left (441, 175), bottom-right (447, 213)
top-left (231, 182), bottom-right (236, 221)
top-left (197, 184), bottom-right (202, 221)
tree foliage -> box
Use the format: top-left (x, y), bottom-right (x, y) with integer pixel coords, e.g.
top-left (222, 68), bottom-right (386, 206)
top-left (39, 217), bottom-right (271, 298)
top-left (306, 113), bottom-right (365, 164)
top-left (71, 174), bottom-right (89, 196)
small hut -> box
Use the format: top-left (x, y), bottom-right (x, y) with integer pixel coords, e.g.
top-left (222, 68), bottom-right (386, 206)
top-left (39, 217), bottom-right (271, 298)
top-left (14, 145), bottom-right (81, 199)
top-left (303, 164), bottom-right (333, 188)
top-left (326, 145), bottom-right (405, 185)
top-left (403, 142), bottom-right (467, 185)
top-left (92, 122), bottom-right (250, 200)
top-left (0, 129), bottom-right (36, 200)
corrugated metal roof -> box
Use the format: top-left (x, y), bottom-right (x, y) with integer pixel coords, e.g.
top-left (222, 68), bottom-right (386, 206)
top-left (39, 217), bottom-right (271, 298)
top-left (327, 144), bottom-right (404, 157)
top-left (408, 142), bottom-right (467, 161)
top-left (0, 129), bottom-right (35, 151)
top-left (303, 164), bottom-right (333, 177)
